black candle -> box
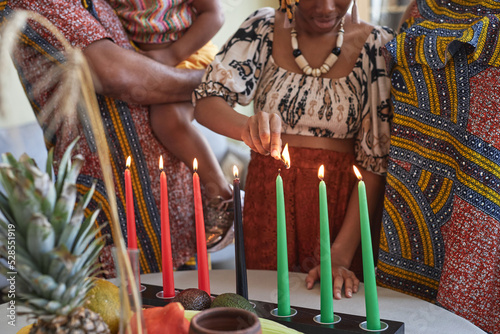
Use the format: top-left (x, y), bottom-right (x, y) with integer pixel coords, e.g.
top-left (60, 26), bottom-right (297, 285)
top-left (233, 166), bottom-right (248, 299)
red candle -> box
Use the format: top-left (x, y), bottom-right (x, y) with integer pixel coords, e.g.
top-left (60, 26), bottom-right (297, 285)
top-left (160, 156), bottom-right (175, 298)
top-left (193, 158), bottom-right (210, 295)
top-left (125, 156), bottom-right (137, 249)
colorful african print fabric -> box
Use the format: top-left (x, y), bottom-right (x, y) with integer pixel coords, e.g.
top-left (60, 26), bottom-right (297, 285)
top-left (378, 1), bottom-right (500, 332)
top-left (1, 0), bottom-right (197, 277)
top-left (107, 0), bottom-right (194, 44)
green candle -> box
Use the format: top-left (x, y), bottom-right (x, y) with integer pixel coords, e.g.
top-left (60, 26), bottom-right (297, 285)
top-left (318, 165), bottom-right (334, 323)
top-left (353, 166), bottom-right (381, 330)
top-left (276, 171), bottom-right (291, 316)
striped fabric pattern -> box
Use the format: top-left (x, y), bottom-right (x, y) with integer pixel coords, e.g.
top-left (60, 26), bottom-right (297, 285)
top-left (378, 1), bottom-right (500, 332)
top-left (107, 0), bottom-right (194, 43)
top-left (1, 0), bottom-right (197, 277)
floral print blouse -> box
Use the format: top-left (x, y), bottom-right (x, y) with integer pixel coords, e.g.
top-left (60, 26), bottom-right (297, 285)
top-left (194, 7), bottom-right (395, 174)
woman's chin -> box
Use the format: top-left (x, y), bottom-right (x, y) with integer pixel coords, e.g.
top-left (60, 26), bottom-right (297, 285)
top-left (312, 19), bottom-right (338, 32)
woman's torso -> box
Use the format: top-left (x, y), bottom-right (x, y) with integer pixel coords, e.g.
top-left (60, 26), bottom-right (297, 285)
top-left (254, 10), bottom-right (391, 152)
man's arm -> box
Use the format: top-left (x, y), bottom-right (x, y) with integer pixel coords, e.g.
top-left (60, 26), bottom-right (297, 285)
top-left (84, 39), bottom-right (204, 105)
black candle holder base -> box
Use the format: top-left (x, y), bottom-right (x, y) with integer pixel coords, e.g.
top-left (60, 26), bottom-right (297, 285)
top-left (140, 283), bottom-right (404, 334)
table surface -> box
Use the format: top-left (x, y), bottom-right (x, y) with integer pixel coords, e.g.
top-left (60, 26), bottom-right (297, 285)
top-left (0, 269), bottom-right (486, 334)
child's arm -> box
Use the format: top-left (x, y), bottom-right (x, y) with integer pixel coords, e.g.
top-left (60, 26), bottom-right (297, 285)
top-left (149, 0), bottom-right (224, 66)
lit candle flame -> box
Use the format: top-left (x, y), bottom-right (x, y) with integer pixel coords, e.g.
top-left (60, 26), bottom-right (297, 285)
top-left (353, 165), bottom-right (363, 181)
top-left (193, 158), bottom-right (198, 172)
top-left (126, 156), bottom-right (131, 168)
top-left (159, 155), bottom-right (163, 170)
top-left (233, 165), bottom-right (239, 178)
top-left (318, 165), bottom-right (325, 180)
top-left (281, 144), bottom-right (290, 169)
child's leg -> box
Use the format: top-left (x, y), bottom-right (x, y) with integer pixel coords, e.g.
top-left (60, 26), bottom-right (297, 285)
top-left (150, 102), bottom-right (232, 200)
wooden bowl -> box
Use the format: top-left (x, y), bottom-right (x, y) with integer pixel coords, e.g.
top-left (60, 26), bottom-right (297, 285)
top-left (189, 307), bottom-right (262, 334)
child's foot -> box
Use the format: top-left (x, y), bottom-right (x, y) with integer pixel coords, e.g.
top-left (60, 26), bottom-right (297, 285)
top-left (204, 196), bottom-right (234, 252)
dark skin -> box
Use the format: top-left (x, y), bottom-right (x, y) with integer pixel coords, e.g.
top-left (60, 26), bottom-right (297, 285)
top-left (83, 38), bottom-right (204, 105)
top-left (195, 0), bottom-right (386, 299)
top-left (120, 0), bottom-right (231, 200)
top-left (84, 38), bottom-right (232, 200)
top-left (140, 0), bottom-right (224, 67)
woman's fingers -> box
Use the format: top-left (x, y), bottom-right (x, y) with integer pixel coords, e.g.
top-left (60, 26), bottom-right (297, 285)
top-left (305, 266), bottom-right (321, 290)
top-left (333, 273), bottom-right (344, 300)
top-left (243, 112), bottom-right (281, 157)
top-left (269, 113), bottom-right (282, 159)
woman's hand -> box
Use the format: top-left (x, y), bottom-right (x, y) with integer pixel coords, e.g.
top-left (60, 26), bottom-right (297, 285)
top-left (241, 111), bottom-right (282, 159)
top-left (305, 263), bottom-right (360, 299)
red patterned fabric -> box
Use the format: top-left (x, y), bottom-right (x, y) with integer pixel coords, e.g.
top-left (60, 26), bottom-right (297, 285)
top-left (379, 1), bottom-right (500, 332)
top-left (440, 197), bottom-right (500, 333)
top-left (6, 0), bottom-right (196, 276)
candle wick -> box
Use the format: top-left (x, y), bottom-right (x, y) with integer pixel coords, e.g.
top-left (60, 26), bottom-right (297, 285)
top-left (278, 168), bottom-right (282, 174)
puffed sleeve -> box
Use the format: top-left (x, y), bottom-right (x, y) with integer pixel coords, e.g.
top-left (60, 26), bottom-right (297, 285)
top-left (355, 26), bottom-right (396, 175)
top-left (193, 7), bottom-right (275, 107)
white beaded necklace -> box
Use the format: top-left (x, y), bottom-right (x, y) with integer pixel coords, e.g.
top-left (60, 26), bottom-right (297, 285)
top-left (291, 18), bottom-right (345, 77)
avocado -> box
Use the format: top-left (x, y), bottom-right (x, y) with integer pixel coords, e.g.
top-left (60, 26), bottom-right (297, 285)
top-left (210, 293), bottom-right (256, 314)
top-left (172, 288), bottom-right (212, 311)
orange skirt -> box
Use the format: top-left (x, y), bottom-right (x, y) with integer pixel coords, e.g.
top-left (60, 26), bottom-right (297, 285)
top-left (243, 147), bottom-right (364, 277)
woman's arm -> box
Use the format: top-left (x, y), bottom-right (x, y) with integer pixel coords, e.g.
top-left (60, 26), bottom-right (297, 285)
top-left (306, 168), bottom-right (386, 299)
top-left (195, 96), bottom-right (282, 159)
top-left (83, 39), bottom-right (204, 105)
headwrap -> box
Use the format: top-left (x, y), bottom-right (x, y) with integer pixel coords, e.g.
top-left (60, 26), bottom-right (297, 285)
top-left (279, 0), bottom-right (298, 27)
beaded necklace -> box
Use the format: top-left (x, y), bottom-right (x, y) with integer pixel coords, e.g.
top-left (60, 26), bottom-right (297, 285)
top-left (291, 18), bottom-right (344, 77)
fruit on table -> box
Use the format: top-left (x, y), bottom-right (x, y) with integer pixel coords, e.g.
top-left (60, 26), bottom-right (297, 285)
top-left (140, 302), bottom-right (190, 334)
top-left (172, 288), bottom-right (212, 311)
top-left (0, 140), bottom-right (109, 334)
top-left (85, 279), bottom-right (121, 334)
top-left (16, 324), bottom-right (33, 334)
top-left (211, 293), bottom-right (257, 314)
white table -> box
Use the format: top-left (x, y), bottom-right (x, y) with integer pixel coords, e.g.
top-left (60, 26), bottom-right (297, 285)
top-left (0, 269), bottom-right (486, 334)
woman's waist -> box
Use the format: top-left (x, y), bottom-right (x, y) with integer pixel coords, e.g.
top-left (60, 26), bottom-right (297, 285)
top-left (252, 138), bottom-right (356, 170)
top-left (282, 134), bottom-right (355, 154)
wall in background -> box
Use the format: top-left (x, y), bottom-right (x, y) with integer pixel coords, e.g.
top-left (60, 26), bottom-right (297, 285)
top-left (1, 49), bottom-right (36, 128)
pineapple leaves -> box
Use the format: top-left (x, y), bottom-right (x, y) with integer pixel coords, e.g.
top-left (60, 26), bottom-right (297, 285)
top-left (73, 209), bottom-right (102, 256)
top-left (54, 138), bottom-right (79, 196)
top-left (45, 148), bottom-right (54, 181)
top-left (27, 214), bottom-right (56, 256)
top-left (0, 139), bottom-right (106, 319)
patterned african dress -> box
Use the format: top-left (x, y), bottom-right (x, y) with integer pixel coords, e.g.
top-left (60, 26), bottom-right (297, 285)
top-left (194, 8), bottom-right (395, 274)
top-left (378, 0), bottom-right (500, 332)
top-left (1, 0), bottom-right (197, 277)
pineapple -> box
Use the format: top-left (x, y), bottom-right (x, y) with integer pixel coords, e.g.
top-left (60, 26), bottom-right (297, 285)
top-left (0, 139), bottom-right (110, 334)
